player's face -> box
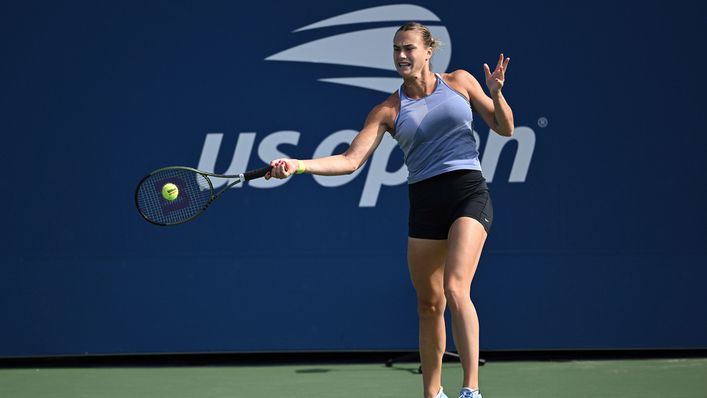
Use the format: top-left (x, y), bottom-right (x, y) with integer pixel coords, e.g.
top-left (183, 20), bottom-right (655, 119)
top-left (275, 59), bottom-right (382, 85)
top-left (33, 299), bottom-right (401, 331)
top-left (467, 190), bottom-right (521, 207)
top-left (393, 31), bottom-right (431, 77)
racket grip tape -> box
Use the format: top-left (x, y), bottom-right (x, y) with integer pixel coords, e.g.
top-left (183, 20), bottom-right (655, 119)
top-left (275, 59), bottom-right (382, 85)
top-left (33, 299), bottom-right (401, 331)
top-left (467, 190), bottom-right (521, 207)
top-left (243, 165), bottom-right (273, 181)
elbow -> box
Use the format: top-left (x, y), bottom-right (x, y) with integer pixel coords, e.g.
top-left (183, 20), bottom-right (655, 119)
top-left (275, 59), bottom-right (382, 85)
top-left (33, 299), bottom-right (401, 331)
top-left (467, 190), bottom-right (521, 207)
top-left (341, 152), bottom-right (367, 175)
top-left (498, 119), bottom-right (516, 137)
top-left (497, 123), bottom-right (514, 137)
top-left (491, 114), bottom-right (514, 137)
top-left (351, 159), bottom-right (367, 174)
top-left (345, 157), bottom-right (361, 175)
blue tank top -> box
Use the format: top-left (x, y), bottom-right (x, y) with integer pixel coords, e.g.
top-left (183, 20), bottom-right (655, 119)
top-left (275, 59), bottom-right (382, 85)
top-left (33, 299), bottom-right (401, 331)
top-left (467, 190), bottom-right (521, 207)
top-left (392, 74), bottom-right (481, 184)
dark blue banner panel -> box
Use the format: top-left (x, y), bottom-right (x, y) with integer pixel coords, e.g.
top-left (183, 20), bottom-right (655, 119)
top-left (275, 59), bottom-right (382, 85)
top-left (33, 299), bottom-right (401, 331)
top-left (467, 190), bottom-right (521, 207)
top-left (1, 0), bottom-right (705, 357)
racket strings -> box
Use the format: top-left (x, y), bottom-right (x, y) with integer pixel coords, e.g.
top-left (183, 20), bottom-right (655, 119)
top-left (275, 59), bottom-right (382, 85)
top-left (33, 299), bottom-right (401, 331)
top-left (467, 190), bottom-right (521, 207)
top-left (136, 168), bottom-right (212, 225)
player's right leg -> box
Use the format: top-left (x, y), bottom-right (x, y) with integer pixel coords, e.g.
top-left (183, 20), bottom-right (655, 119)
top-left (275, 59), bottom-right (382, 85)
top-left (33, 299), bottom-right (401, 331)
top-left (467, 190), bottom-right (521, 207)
top-left (408, 237), bottom-right (448, 398)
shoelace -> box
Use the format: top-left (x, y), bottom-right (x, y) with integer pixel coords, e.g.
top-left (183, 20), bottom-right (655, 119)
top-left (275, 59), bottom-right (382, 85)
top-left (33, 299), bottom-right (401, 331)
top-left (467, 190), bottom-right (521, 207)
top-left (459, 390), bottom-right (478, 398)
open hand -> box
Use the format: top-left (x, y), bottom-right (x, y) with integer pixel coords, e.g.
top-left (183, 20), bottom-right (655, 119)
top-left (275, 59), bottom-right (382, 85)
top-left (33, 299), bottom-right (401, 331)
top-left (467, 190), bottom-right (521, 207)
top-left (484, 53), bottom-right (510, 96)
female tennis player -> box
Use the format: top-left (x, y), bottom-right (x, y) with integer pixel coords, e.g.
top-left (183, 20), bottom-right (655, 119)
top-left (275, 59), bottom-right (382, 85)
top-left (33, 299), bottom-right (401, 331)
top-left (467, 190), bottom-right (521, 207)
top-left (266, 22), bottom-right (513, 398)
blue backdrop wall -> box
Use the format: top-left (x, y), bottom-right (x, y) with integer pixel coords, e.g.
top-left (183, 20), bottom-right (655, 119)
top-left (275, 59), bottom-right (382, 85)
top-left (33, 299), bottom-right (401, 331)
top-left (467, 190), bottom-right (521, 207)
top-left (1, 0), bottom-right (706, 357)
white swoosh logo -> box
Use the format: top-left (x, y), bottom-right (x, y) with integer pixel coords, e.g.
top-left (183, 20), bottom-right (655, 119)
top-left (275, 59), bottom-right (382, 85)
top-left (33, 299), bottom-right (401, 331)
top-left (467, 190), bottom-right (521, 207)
top-left (265, 5), bottom-right (452, 93)
top-left (293, 4), bottom-right (441, 32)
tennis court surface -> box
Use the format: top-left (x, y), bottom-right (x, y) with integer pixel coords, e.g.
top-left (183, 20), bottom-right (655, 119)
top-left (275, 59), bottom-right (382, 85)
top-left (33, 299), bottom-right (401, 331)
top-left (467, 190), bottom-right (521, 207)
top-left (2, 357), bottom-right (706, 397)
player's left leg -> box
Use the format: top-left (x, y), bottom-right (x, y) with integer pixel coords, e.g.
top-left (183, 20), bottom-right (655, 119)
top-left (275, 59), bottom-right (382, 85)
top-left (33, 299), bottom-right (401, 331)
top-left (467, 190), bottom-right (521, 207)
top-left (444, 217), bottom-right (487, 392)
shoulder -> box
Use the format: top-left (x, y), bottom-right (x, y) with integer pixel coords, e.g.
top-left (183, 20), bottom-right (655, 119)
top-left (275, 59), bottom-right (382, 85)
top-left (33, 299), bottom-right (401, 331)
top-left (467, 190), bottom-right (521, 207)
top-left (379, 90), bottom-right (400, 110)
top-left (440, 69), bottom-right (486, 103)
top-left (441, 69), bottom-right (481, 90)
top-left (366, 91), bottom-right (400, 129)
top-left (442, 69), bottom-right (474, 81)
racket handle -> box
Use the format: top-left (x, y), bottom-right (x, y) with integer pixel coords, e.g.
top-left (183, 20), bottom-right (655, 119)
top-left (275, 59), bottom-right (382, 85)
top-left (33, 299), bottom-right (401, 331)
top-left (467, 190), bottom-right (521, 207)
top-left (242, 165), bottom-right (273, 181)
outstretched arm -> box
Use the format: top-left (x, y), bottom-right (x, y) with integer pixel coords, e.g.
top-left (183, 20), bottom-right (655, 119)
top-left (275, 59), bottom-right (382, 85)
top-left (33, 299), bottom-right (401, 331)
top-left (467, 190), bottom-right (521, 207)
top-left (267, 102), bottom-right (393, 179)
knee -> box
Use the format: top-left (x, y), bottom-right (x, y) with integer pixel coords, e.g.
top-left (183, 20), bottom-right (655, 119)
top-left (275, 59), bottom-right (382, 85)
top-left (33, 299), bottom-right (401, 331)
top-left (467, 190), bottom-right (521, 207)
top-left (416, 294), bottom-right (446, 318)
top-left (443, 283), bottom-right (471, 312)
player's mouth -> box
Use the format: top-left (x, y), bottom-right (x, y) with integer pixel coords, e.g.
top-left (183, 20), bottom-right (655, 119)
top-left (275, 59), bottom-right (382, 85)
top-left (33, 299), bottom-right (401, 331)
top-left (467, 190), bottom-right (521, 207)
top-left (397, 62), bottom-right (411, 69)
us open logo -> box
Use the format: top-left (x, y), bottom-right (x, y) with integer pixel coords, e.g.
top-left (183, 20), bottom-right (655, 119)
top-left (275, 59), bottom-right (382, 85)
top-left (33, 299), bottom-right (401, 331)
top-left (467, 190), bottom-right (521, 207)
top-left (198, 4), bottom-right (535, 207)
top-left (265, 4), bottom-right (451, 93)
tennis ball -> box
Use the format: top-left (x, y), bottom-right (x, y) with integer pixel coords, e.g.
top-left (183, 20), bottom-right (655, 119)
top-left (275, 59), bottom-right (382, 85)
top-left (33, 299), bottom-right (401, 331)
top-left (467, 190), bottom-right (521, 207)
top-left (162, 183), bottom-right (179, 201)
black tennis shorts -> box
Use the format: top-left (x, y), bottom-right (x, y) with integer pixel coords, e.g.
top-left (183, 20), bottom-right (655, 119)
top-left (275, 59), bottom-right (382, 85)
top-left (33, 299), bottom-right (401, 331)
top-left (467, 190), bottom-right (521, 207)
top-left (408, 169), bottom-right (493, 239)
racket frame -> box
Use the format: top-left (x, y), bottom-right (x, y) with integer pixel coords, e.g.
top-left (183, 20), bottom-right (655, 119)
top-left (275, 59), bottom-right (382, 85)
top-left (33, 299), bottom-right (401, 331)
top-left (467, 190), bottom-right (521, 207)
top-left (134, 165), bottom-right (271, 226)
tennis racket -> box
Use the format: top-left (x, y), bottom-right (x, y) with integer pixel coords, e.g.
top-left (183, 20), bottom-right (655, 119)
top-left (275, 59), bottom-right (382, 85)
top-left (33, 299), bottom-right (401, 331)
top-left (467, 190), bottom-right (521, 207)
top-left (134, 165), bottom-right (272, 226)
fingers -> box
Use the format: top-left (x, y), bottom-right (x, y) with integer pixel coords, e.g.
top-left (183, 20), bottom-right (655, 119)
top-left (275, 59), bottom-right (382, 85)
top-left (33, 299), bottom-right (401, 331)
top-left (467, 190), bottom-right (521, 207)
top-left (266, 159), bottom-right (275, 179)
top-left (274, 160), bottom-right (288, 178)
top-left (484, 54), bottom-right (509, 94)
top-left (265, 159), bottom-right (277, 179)
top-left (266, 159), bottom-right (294, 180)
top-left (491, 53), bottom-right (510, 79)
top-left (499, 56), bottom-right (509, 79)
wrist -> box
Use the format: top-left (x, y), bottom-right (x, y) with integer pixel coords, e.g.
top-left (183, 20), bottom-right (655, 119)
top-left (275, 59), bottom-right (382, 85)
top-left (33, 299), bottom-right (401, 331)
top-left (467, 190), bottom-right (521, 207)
top-left (296, 159), bottom-right (306, 174)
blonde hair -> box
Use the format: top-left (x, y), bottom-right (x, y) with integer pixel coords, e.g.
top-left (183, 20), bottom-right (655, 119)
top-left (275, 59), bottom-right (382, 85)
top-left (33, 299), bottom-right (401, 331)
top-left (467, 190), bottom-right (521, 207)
top-left (396, 22), bottom-right (441, 49)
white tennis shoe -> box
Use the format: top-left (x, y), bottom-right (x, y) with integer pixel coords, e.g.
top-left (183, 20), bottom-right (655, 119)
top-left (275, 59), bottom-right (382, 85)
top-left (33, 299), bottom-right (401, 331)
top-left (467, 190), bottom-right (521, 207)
top-left (434, 386), bottom-right (448, 398)
top-left (458, 387), bottom-right (482, 398)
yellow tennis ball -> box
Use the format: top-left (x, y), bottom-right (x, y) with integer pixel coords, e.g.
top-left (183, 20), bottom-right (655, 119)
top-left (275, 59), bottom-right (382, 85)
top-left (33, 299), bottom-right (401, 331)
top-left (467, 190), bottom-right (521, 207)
top-left (162, 183), bottom-right (179, 201)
